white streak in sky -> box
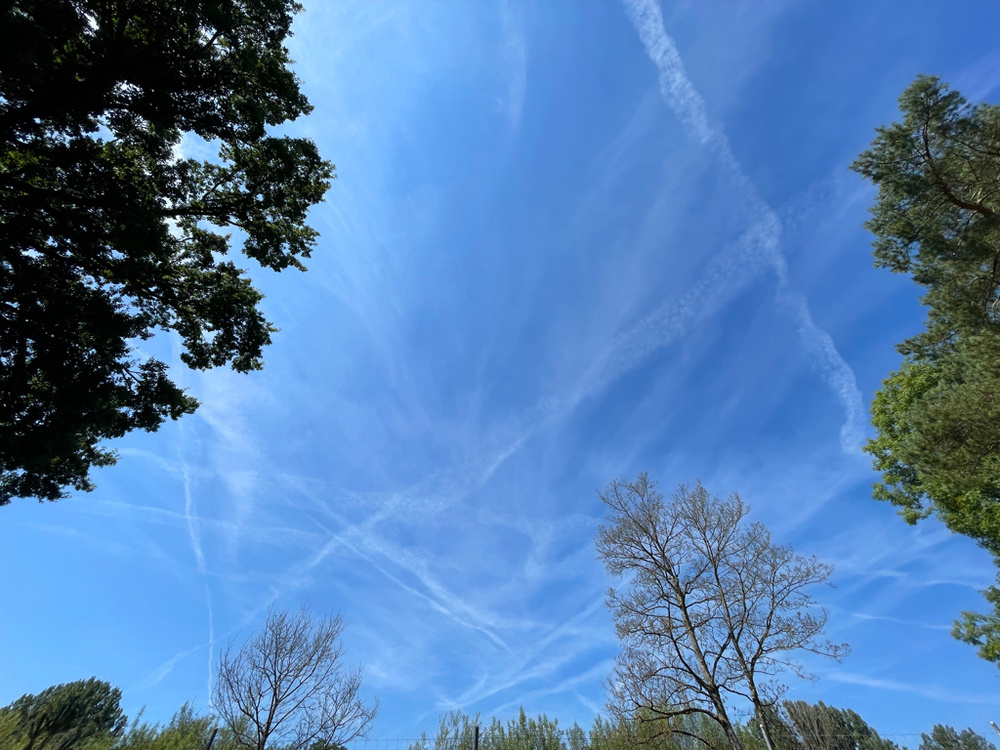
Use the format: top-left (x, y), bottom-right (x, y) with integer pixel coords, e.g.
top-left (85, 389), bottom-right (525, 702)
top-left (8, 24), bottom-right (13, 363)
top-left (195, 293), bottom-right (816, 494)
top-left (500, 2), bottom-right (527, 132)
top-left (849, 611), bottom-right (950, 632)
top-left (205, 583), bottom-right (216, 704)
top-left (827, 670), bottom-right (1000, 705)
top-left (622, 0), bottom-right (713, 145)
top-left (302, 512), bottom-right (513, 651)
top-left (181, 431), bottom-right (215, 702)
top-left (183, 462), bottom-right (206, 575)
top-left (131, 649), bottom-right (191, 691)
top-left (546, 213), bottom-right (779, 420)
top-left (953, 47), bottom-right (1000, 104)
top-left (620, 0), bottom-right (865, 452)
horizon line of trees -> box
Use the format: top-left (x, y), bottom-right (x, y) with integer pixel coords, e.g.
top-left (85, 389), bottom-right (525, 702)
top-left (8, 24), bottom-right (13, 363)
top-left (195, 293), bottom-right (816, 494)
top-left (0, 681), bottom-right (993, 750)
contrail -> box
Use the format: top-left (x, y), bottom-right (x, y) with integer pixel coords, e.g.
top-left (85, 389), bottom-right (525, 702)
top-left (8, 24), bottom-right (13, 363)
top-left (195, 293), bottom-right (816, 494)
top-left (180, 429), bottom-right (216, 701)
top-left (182, 462), bottom-right (207, 575)
top-left (205, 583), bottom-right (216, 704)
top-left (546, 213), bottom-right (780, 420)
top-left (620, 0), bottom-right (865, 452)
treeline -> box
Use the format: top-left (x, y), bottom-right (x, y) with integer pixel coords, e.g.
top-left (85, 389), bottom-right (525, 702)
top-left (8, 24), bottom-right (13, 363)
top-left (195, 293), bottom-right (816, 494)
top-left (0, 608), bottom-right (376, 750)
top-left (1, 677), bottom-right (995, 750)
top-left (408, 706), bottom-right (995, 750)
top-left (0, 678), bottom-right (215, 750)
top-left (0, 677), bottom-right (334, 750)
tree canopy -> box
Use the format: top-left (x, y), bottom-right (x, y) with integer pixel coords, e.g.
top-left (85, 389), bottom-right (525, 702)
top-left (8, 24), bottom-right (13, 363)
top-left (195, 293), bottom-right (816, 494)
top-left (919, 725), bottom-right (997, 750)
top-left (851, 75), bottom-right (1000, 663)
top-left (595, 475), bottom-right (845, 750)
top-left (782, 701), bottom-right (900, 750)
top-left (8, 681), bottom-right (992, 750)
top-left (0, 0), bottom-right (334, 504)
top-left (0, 678), bottom-right (127, 750)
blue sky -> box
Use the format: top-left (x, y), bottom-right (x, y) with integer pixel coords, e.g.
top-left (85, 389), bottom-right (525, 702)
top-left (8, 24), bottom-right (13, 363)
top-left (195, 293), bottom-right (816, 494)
top-left (4, 0), bottom-right (1000, 744)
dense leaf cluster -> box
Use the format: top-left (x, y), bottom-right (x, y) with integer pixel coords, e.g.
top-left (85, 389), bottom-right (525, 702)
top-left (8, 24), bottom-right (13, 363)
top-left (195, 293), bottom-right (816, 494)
top-left (0, 678), bottom-right (126, 750)
top-left (852, 76), bottom-right (1000, 663)
top-left (0, 0), bottom-right (334, 503)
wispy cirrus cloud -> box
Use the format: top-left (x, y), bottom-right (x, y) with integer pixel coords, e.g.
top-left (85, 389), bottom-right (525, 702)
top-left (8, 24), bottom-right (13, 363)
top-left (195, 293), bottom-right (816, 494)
top-left (827, 670), bottom-right (1000, 705)
top-left (618, 0), bottom-right (865, 454)
top-left (131, 643), bottom-right (204, 692)
top-left (846, 611), bottom-right (951, 632)
top-left (439, 598), bottom-right (611, 712)
top-left (499, 2), bottom-right (528, 132)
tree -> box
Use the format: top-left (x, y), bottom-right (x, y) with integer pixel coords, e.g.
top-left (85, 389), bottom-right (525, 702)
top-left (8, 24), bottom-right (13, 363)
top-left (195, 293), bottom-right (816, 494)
top-left (851, 75), bottom-right (1000, 663)
top-left (409, 708), bottom-right (573, 750)
top-left (0, 678), bottom-right (127, 750)
top-left (919, 725), bottom-right (996, 750)
top-left (0, 0), bottom-right (335, 504)
top-left (482, 709), bottom-right (568, 750)
top-left (736, 706), bottom-right (799, 750)
top-left (214, 607), bottom-right (377, 750)
top-left (111, 704), bottom-right (231, 750)
top-left (596, 475), bottom-right (846, 750)
top-left (781, 701), bottom-right (899, 750)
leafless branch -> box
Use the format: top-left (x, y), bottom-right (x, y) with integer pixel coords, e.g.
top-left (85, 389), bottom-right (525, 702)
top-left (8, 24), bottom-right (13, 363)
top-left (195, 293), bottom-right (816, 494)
top-left (597, 475), bottom-right (847, 750)
top-left (214, 606), bottom-right (378, 750)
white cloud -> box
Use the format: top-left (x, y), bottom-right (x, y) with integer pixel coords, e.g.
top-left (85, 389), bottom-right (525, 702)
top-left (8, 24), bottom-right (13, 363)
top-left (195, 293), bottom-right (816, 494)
top-left (618, 0), bottom-right (865, 454)
top-left (827, 670), bottom-right (1000, 705)
top-left (499, 2), bottom-right (528, 132)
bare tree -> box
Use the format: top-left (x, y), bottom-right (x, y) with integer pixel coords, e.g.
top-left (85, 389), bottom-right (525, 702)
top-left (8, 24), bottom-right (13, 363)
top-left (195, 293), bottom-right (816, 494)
top-left (596, 475), bottom-right (847, 750)
top-left (214, 607), bottom-right (378, 750)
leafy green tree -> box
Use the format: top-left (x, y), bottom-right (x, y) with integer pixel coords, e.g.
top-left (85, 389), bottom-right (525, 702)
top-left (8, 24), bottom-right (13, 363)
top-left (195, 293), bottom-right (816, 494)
top-left (919, 725), bottom-right (996, 750)
top-left (736, 706), bottom-right (799, 750)
top-left (586, 715), bottom-right (627, 750)
top-left (565, 723), bottom-right (587, 750)
top-left (109, 704), bottom-right (228, 750)
top-left (782, 701), bottom-right (899, 750)
top-left (852, 75), bottom-right (1000, 662)
top-left (0, 707), bottom-right (26, 749)
top-left (0, 0), bottom-right (334, 504)
top-left (588, 711), bottom-right (732, 750)
top-left (413, 711), bottom-right (479, 750)
top-left (481, 709), bottom-right (565, 750)
top-left (414, 709), bottom-right (573, 750)
top-left (0, 678), bottom-right (127, 750)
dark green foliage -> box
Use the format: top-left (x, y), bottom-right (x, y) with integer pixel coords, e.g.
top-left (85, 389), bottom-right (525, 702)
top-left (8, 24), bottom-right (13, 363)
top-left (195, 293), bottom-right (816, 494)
top-left (0, 0), bottom-right (334, 503)
top-left (919, 725), bottom-right (996, 750)
top-left (852, 75), bottom-right (1000, 663)
top-left (0, 678), bottom-right (127, 750)
top-left (853, 76), bottom-right (1000, 341)
top-left (782, 701), bottom-right (900, 750)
